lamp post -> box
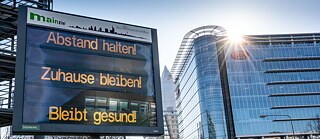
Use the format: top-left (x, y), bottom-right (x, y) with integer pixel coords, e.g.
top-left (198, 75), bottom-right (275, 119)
top-left (259, 114), bottom-right (295, 139)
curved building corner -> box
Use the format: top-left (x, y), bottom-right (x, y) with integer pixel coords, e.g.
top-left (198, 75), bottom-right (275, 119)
top-left (171, 25), bottom-right (234, 139)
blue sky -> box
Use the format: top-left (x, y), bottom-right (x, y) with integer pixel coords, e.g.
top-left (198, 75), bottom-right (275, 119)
top-left (54, 0), bottom-right (320, 72)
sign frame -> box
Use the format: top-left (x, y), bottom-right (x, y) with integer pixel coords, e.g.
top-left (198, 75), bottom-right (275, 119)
top-left (13, 6), bottom-right (164, 136)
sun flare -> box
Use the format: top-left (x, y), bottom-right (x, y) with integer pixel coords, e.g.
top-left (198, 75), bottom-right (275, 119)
top-left (227, 30), bottom-right (244, 42)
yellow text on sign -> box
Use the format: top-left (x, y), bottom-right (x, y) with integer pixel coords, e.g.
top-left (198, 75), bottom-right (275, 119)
top-left (49, 106), bottom-right (88, 122)
top-left (93, 111), bottom-right (137, 125)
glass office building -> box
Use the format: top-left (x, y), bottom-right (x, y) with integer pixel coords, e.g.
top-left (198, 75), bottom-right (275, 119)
top-left (171, 25), bottom-right (320, 139)
top-left (172, 26), bottom-right (232, 139)
top-left (161, 66), bottom-right (179, 139)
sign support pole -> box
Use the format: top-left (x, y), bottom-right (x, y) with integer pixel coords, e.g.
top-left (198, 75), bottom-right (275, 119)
top-left (90, 136), bottom-right (100, 139)
top-left (34, 135), bottom-right (45, 139)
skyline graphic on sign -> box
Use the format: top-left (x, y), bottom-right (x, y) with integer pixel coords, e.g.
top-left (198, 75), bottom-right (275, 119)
top-left (27, 8), bottom-right (152, 43)
top-left (69, 25), bottom-right (148, 40)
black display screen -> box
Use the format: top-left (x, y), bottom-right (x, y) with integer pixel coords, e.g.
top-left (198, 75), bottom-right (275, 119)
top-left (14, 7), bottom-right (163, 135)
top-left (22, 26), bottom-right (157, 127)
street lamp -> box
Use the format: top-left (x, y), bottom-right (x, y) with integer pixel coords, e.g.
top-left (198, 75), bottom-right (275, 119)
top-left (259, 114), bottom-right (295, 139)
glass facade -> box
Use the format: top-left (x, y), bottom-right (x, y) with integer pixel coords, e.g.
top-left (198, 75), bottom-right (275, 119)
top-left (176, 35), bottom-right (228, 139)
top-left (173, 27), bottom-right (320, 139)
top-left (225, 39), bottom-right (320, 137)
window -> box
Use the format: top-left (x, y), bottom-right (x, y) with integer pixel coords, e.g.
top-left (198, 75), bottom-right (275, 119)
top-left (109, 99), bottom-right (118, 111)
top-left (96, 97), bottom-right (107, 110)
top-left (131, 102), bottom-right (139, 111)
top-left (119, 101), bottom-right (128, 111)
top-left (140, 102), bottom-right (148, 112)
top-left (85, 97), bottom-right (95, 109)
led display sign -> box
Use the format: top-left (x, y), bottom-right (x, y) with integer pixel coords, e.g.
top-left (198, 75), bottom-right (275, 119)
top-left (13, 6), bottom-right (163, 135)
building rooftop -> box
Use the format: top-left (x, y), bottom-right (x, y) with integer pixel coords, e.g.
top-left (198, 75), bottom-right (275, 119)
top-left (170, 25), bottom-right (226, 81)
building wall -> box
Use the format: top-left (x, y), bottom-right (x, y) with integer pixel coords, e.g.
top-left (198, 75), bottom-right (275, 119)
top-left (162, 112), bottom-right (171, 139)
top-left (165, 111), bottom-right (179, 139)
top-left (161, 67), bottom-right (179, 139)
top-left (176, 35), bottom-right (228, 139)
top-left (224, 38), bottom-right (320, 137)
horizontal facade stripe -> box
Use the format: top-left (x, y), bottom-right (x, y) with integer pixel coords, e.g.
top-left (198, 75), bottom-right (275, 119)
top-left (265, 68), bottom-right (320, 73)
top-left (267, 80), bottom-right (320, 85)
top-left (271, 105), bottom-right (320, 109)
top-left (269, 92), bottom-right (320, 97)
top-left (273, 118), bottom-right (320, 122)
top-left (263, 56), bottom-right (320, 62)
